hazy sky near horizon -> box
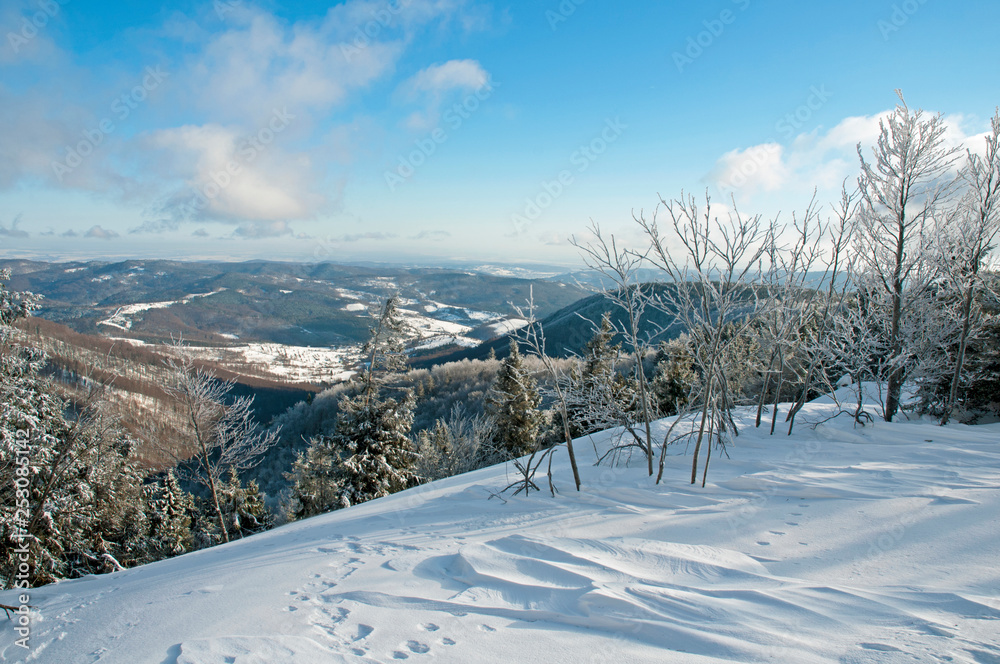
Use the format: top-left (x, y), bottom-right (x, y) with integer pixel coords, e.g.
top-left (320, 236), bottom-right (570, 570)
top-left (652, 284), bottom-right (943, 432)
top-left (2, 0), bottom-right (999, 266)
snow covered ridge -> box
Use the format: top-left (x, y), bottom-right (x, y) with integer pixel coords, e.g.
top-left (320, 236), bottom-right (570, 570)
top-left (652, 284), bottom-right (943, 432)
top-left (97, 290), bottom-right (227, 331)
top-left (3, 396), bottom-right (999, 663)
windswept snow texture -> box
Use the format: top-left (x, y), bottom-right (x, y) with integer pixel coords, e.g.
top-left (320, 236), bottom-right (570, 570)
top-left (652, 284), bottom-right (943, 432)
top-left (2, 395), bottom-right (999, 663)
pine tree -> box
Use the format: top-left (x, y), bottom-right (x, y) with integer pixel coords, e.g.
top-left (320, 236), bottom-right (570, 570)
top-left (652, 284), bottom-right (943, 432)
top-left (146, 469), bottom-right (194, 557)
top-left (485, 340), bottom-right (542, 457)
top-left (217, 468), bottom-right (273, 539)
top-left (651, 336), bottom-right (698, 417)
top-left (326, 391), bottom-right (418, 508)
top-left (415, 418), bottom-right (453, 481)
top-left (288, 295), bottom-right (418, 517)
top-left (2, 271), bottom-right (155, 586)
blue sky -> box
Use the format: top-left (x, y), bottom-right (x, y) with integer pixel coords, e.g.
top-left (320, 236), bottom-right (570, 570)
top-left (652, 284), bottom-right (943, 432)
top-left (2, 0), bottom-right (999, 267)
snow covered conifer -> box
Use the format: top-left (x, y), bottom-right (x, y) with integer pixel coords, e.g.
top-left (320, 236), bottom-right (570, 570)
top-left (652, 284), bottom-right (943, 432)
top-left (146, 469), bottom-right (195, 557)
top-left (288, 294), bottom-right (418, 516)
top-left (651, 336), bottom-right (698, 417)
top-left (485, 339), bottom-right (542, 457)
top-left (217, 468), bottom-right (273, 539)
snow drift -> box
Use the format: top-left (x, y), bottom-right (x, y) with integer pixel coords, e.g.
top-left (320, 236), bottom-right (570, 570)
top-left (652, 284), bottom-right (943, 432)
top-left (2, 392), bottom-right (998, 663)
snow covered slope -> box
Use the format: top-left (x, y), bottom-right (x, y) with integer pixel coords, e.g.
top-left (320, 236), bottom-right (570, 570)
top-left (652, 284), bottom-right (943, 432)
top-left (2, 395), bottom-right (999, 663)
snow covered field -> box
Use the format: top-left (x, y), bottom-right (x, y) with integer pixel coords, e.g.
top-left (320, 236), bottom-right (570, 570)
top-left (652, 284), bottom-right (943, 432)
top-left (171, 343), bottom-right (360, 384)
top-left (2, 393), bottom-right (998, 663)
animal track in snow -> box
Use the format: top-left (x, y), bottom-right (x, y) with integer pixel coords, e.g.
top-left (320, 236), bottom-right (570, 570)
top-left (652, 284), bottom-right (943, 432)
top-left (406, 640), bottom-right (430, 653)
top-left (419, 623), bottom-right (439, 632)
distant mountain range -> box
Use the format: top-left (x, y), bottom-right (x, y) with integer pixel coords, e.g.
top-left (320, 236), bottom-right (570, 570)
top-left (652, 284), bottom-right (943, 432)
top-left (1, 260), bottom-right (593, 353)
top-left (415, 283), bottom-right (687, 367)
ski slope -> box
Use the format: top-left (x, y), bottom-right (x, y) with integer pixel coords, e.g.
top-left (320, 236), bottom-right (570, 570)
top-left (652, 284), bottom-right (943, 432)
top-left (2, 392), bottom-right (998, 663)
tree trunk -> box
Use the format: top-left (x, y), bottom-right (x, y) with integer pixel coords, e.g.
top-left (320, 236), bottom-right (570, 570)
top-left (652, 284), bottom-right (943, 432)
top-left (942, 284), bottom-right (975, 425)
top-left (691, 377), bottom-right (714, 485)
top-left (558, 398), bottom-right (582, 491)
top-left (202, 442), bottom-right (230, 544)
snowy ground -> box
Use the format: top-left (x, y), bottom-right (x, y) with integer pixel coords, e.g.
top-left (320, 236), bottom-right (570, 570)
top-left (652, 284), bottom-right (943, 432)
top-left (169, 343), bottom-right (360, 384)
top-left (2, 393), bottom-right (998, 663)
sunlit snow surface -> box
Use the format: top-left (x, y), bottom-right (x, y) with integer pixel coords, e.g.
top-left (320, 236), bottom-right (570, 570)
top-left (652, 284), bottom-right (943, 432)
top-left (3, 388), bottom-right (998, 663)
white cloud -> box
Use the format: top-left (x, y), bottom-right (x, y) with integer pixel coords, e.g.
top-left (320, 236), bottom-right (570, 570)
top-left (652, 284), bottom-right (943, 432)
top-left (0, 0), bottom-right (67, 65)
top-left (84, 225), bottom-right (119, 239)
top-left (233, 220), bottom-right (295, 239)
top-left (403, 59), bottom-right (488, 96)
top-left (705, 108), bottom-right (989, 206)
top-left (398, 59), bottom-right (490, 130)
top-left (140, 122), bottom-right (325, 226)
top-left (1, 0), bottom-right (483, 235)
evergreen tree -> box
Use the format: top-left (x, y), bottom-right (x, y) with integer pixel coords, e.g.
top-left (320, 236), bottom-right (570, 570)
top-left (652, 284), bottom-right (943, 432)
top-left (146, 469), bottom-right (194, 557)
top-left (217, 468), bottom-right (273, 539)
top-left (288, 295), bottom-right (418, 517)
top-left (485, 340), bottom-right (542, 457)
top-left (558, 314), bottom-right (642, 438)
top-left (651, 336), bottom-right (698, 417)
top-left (326, 391), bottom-right (418, 508)
top-left (415, 418), bottom-right (453, 481)
top-left (2, 272), bottom-right (154, 586)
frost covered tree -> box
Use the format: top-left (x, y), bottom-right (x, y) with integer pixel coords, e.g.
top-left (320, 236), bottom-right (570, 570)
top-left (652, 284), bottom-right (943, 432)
top-left (639, 191), bottom-right (778, 485)
top-left (216, 468), bottom-right (273, 539)
top-left (936, 109), bottom-right (1000, 423)
top-left (854, 91), bottom-right (961, 421)
top-left (573, 226), bottom-right (659, 475)
top-left (485, 339), bottom-right (542, 458)
top-left (651, 335), bottom-right (698, 418)
top-left (145, 469), bottom-right (194, 557)
top-left (1, 272), bottom-right (151, 587)
top-left (288, 295), bottom-right (418, 517)
top-left (414, 404), bottom-right (498, 481)
top-left (164, 349), bottom-right (278, 544)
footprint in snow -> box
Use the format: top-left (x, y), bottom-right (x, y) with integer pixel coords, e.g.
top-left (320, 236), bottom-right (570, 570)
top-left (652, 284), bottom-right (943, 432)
top-left (756, 541), bottom-right (771, 546)
top-left (354, 624), bottom-right (374, 641)
top-left (786, 522), bottom-right (799, 526)
top-left (406, 640), bottom-right (430, 654)
top-left (419, 623), bottom-right (439, 632)
top-left (441, 637), bottom-right (456, 646)
top-left (769, 531), bottom-right (785, 536)
top-left (392, 651), bottom-right (409, 660)
top-left (859, 643), bottom-right (903, 652)
top-left (480, 624), bottom-right (496, 632)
